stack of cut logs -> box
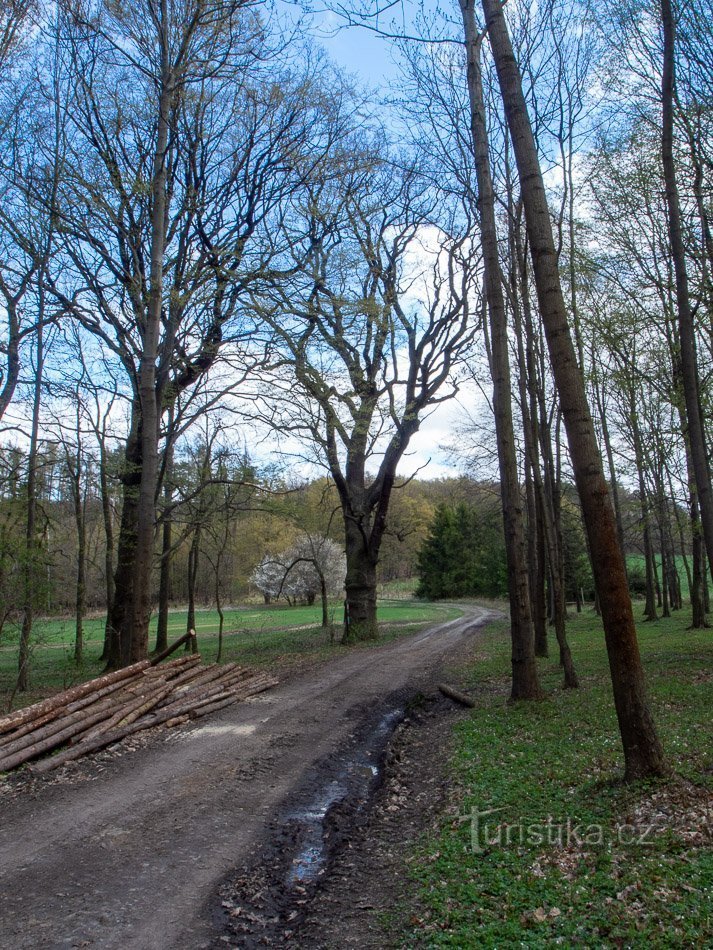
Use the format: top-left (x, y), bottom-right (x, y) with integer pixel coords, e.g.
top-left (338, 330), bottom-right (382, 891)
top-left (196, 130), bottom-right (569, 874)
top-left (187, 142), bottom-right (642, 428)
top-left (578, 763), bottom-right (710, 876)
top-left (0, 654), bottom-right (277, 775)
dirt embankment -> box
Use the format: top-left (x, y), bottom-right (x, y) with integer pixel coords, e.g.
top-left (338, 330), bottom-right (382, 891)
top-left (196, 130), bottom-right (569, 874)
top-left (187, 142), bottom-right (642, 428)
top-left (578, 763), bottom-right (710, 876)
top-left (0, 605), bottom-right (495, 949)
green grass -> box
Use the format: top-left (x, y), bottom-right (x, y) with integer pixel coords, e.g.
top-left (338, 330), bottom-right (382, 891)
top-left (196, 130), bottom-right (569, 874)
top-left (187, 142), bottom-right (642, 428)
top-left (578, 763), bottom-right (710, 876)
top-left (626, 552), bottom-right (711, 602)
top-left (379, 577), bottom-right (419, 599)
top-left (403, 611), bottom-right (713, 947)
top-left (0, 599), bottom-right (462, 709)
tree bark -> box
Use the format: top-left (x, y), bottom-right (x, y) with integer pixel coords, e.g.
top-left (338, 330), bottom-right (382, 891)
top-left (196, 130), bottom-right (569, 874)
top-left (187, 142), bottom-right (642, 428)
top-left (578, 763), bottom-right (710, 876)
top-left (690, 494), bottom-right (707, 627)
top-left (106, 404), bottom-right (142, 670)
top-left (72, 422), bottom-right (86, 665)
top-left (537, 415), bottom-right (578, 686)
top-left (459, 1), bottom-right (540, 699)
top-left (98, 427), bottom-right (114, 662)
top-left (661, 0), bottom-right (713, 586)
top-left (125, 80), bottom-right (171, 666)
top-left (186, 529), bottom-right (200, 647)
top-left (215, 580), bottom-right (225, 664)
top-left (17, 304), bottom-right (44, 692)
top-left (510, 191), bottom-right (548, 659)
top-left (629, 390), bottom-right (658, 621)
top-left (342, 515), bottom-right (378, 643)
top-left (318, 568), bottom-right (329, 629)
top-left (533, 487), bottom-right (549, 655)
top-left (479, 0), bottom-right (666, 777)
top-left (520, 228), bottom-right (549, 656)
top-left (591, 355), bottom-right (627, 557)
top-left (0, 295), bottom-right (20, 421)
top-left (155, 423), bottom-right (175, 655)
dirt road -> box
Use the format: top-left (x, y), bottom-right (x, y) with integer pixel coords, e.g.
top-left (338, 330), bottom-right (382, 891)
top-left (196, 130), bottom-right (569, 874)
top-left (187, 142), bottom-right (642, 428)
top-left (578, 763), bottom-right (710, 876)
top-left (0, 605), bottom-right (492, 949)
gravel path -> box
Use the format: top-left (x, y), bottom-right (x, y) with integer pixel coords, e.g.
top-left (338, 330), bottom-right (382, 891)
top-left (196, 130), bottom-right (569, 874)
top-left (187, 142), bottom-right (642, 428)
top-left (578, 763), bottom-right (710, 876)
top-left (0, 605), bottom-right (493, 949)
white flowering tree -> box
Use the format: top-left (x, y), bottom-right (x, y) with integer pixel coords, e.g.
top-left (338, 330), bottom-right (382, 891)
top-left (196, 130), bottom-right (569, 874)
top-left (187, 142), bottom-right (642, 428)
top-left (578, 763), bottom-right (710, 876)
top-left (251, 536), bottom-right (346, 626)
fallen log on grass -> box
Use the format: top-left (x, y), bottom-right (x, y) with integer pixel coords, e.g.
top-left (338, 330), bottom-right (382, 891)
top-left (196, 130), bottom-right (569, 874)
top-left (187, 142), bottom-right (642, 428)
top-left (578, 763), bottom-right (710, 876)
top-left (438, 683), bottom-right (476, 708)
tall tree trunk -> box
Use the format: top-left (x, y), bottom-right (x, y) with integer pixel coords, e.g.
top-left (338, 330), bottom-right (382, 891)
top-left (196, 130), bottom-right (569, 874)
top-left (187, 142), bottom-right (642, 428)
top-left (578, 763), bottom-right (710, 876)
top-left (155, 515), bottom-right (172, 654)
top-left (342, 515), bottom-right (378, 643)
top-left (186, 529), bottom-right (200, 647)
top-left (124, 70), bottom-right (174, 666)
top-left (538, 474), bottom-right (579, 688)
top-left (663, 288), bottom-right (705, 626)
top-left (629, 389), bottom-right (658, 621)
top-left (512, 208), bottom-right (576, 685)
top-left (538, 417), bottom-right (577, 686)
top-left (526, 454), bottom-right (548, 656)
top-left (17, 315), bottom-right (44, 692)
top-left (106, 404), bottom-right (142, 670)
top-left (459, 3), bottom-right (540, 699)
top-left (520, 225), bottom-right (549, 656)
top-left (690, 495), bottom-right (707, 627)
top-left (311, 559), bottom-right (330, 629)
top-left (213, 530), bottom-right (228, 664)
top-left (656, 475), bottom-right (674, 617)
top-left (643, 524), bottom-right (659, 621)
top-left (215, 577), bottom-right (224, 664)
top-left (479, 0), bottom-right (666, 778)
top-left (510, 195), bottom-right (548, 658)
top-left (71, 418), bottom-right (86, 665)
top-left (98, 431), bottom-right (114, 662)
top-left (338, 417), bottom-right (403, 644)
top-left (533, 488), bottom-right (549, 654)
top-left (652, 542), bottom-right (662, 609)
top-left (661, 0), bottom-right (713, 586)
top-left (678, 101), bottom-right (713, 354)
top-left (659, 530), bottom-right (670, 618)
top-left (0, 296), bottom-right (21, 421)
top-left (591, 355), bottom-right (626, 557)
top-left (155, 424), bottom-right (175, 654)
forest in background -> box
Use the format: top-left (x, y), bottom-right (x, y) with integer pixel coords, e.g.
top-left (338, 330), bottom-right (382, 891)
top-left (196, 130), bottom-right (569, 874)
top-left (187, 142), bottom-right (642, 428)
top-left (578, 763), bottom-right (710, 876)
top-left (0, 442), bottom-right (696, 625)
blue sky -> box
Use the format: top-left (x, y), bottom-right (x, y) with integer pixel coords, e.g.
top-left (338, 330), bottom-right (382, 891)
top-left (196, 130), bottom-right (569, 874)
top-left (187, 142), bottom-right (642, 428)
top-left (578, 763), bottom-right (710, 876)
top-left (315, 13), bottom-right (403, 87)
top-left (277, 0), bottom-right (475, 481)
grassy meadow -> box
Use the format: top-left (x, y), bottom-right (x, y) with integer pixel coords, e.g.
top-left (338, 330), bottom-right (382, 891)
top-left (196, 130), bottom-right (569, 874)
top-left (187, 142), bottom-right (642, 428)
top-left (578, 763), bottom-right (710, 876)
top-left (0, 598), bottom-right (462, 710)
top-left (403, 610), bottom-right (713, 947)
top-left (626, 552), bottom-right (710, 602)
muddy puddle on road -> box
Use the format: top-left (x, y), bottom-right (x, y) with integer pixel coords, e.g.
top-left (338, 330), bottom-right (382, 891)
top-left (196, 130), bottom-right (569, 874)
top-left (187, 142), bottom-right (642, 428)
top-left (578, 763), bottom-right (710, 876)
top-left (287, 707), bottom-right (403, 886)
top-left (209, 695), bottom-right (411, 947)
